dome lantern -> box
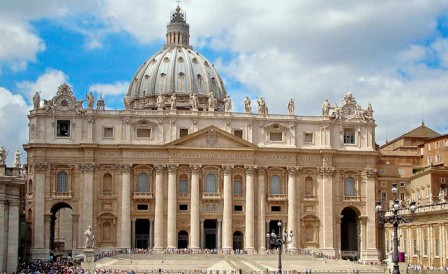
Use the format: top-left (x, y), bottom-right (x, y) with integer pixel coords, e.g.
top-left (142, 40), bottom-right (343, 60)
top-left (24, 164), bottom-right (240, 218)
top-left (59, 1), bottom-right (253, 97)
top-left (165, 5), bottom-right (191, 49)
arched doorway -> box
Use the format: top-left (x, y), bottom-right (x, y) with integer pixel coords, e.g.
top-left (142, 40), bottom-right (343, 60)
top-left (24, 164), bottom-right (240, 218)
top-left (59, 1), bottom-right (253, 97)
top-left (178, 230), bottom-right (189, 248)
top-left (50, 202), bottom-right (73, 257)
top-left (340, 207), bottom-right (359, 260)
top-left (233, 231), bottom-right (244, 251)
top-left (135, 219), bottom-right (149, 249)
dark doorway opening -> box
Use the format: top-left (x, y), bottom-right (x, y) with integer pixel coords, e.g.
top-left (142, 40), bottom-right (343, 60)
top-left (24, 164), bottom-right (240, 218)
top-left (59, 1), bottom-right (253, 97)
top-left (204, 219), bottom-right (217, 249)
top-left (50, 202), bottom-right (73, 258)
top-left (341, 207), bottom-right (359, 260)
top-left (233, 231), bottom-right (244, 250)
top-left (178, 230), bottom-right (188, 248)
top-left (135, 219), bottom-right (149, 249)
top-left (268, 220), bottom-right (282, 249)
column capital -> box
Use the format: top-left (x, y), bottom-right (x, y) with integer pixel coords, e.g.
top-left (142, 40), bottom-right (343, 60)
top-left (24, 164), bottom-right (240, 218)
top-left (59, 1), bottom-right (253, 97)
top-left (244, 164), bottom-right (257, 175)
top-left (222, 165), bottom-right (234, 175)
top-left (287, 166), bottom-right (300, 175)
top-left (80, 163), bottom-right (97, 173)
top-left (189, 164), bottom-right (202, 173)
top-left (118, 164), bottom-right (132, 174)
top-left (154, 164), bottom-right (166, 174)
top-left (363, 168), bottom-right (377, 179)
top-left (257, 166), bottom-right (268, 174)
top-left (34, 162), bottom-right (48, 173)
top-left (319, 167), bottom-right (335, 177)
top-left (167, 164), bottom-right (179, 173)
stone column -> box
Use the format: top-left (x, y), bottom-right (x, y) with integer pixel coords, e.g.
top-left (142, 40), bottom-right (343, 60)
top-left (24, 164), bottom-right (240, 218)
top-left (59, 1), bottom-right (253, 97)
top-left (80, 163), bottom-right (96, 245)
top-left (0, 199), bottom-right (4, 272)
top-left (244, 165), bottom-right (256, 253)
top-left (7, 200), bottom-right (19, 273)
top-left (266, 220), bottom-right (270, 250)
top-left (222, 165), bottom-right (233, 251)
top-left (190, 164), bottom-right (201, 249)
top-left (119, 164), bottom-right (131, 248)
top-left (359, 216), bottom-right (367, 260)
top-left (287, 167), bottom-right (299, 251)
top-left (363, 168), bottom-right (380, 260)
top-left (200, 219), bottom-right (205, 248)
top-left (217, 219), bottom-right (222, 249)
top-left (154, 165), bottom-right (165, 251)
top-left (72, 214), bottom-right (79, 250)
top-left (44, 214), bottom-right (52, 250)
top-left (167, 164), bottom-right (178, 249)
top-left (257, 167), bottom-right (267, 253)
top-left (31, 163), bottom-right (48, 260)
top-left (319, 166), bottom-right (336, 256)
top-left (131, 220), bottom-right (136, 248)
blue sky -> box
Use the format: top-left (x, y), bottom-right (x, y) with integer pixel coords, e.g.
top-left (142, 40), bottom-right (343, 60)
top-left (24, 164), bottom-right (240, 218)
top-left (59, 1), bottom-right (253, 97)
top-left (1, 0), bottom-right (448, 165)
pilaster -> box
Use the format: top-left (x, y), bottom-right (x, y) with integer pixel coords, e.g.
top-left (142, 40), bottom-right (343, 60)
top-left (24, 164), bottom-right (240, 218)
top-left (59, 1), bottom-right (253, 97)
top-left (257, 167), bottom-right (267, 253)
top-left (319, 166), bottom-right (336, 256)
top-left (244, 164), bottom-right (256, 253)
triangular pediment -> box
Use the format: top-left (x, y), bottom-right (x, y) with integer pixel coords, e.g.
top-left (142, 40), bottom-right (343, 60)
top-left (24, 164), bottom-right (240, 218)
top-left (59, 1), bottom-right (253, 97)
top-left (166, 125), bottom-right (257, 149)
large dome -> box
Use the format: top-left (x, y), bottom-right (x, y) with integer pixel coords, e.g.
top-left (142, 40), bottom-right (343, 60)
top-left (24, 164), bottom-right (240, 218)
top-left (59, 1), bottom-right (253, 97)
top-left (125, 6), bottom-right (227, 111)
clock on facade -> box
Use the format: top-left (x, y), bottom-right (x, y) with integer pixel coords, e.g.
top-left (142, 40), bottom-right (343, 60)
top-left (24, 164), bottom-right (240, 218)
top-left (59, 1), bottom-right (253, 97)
top-left (341, 104), bottom-right (357, 119)
top-left (55, 95), bottom-right (74, 111)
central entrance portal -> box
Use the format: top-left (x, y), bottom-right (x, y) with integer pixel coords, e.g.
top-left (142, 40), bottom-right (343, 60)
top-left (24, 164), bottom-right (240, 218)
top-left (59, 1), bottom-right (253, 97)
top-left (135, 219), bottom-right (149, 249)
top-left (204, 219), bottom-right (217, 249)
top-left (268, 220), bottom-right (282, 249)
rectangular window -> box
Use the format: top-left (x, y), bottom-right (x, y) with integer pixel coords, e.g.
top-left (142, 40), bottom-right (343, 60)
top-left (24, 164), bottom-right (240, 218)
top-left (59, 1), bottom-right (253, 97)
top-left (380, 169), bottom-right (386, 176)
top-left (436, 142), bottom-right (440, 149)
top-left (136, 128), bottom-right (151, 138)
top-left (442, 178), bottom-right (446, 184)
top-left (428, 157), bottom-right (432, 165)
top-left (270, 132), bottom-right (283, 142)
top-left (398, 169), bottom-right (404, 176)
top-left (179, 128), bottom-right (189, 138)
top-left (381, 192), bottom-right (387, 201)
top-left (445, 140), bottom-right (448, 147)
top-left (103, 127), bottom-right (114, 138)
top-left (343, 129), bottom-right (355, 144)
top-left (400, 182), bottom-right (405, 187)
top-left (179, 180), bottom-right (188, 194)
top-left (436, 155), bottom-right (441, 162)
top-left (424, 239), bottom-right (428, 256)
top-left (304, 132), bottom-right (314, 144)
top-left (56, 120), bottom-right (70, 137)
top-left (234, 205), bottom-right (243, 211)
top-left (233, 181), bottom-right (242, 195)
top-left (400, 193), bottom-right (405, 201)
top-left (428, 144), bottom-right (431, 151)
top-left (137, 204), bottom-right (148, 210)
top-left (179, 204), bottom-right (188, 211)
top-left (233, 130), bottom-right (243, 139)
top-left (271, 206), bottom-right (281, 212)
top-left (413, 239), bottom-right (417, 254)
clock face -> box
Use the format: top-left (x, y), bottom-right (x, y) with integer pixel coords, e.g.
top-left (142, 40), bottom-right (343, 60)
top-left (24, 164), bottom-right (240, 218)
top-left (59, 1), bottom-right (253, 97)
top-left (342, 104), bottom-right (357, 119)
top-left (56, 95), bottom-right (73, 111)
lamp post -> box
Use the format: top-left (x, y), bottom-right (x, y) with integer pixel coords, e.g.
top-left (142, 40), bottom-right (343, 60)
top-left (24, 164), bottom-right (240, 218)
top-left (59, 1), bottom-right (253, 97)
top-left (375, 183), bottom-right (417, 274)
top-left (266, 221), bottom-right (293, 274)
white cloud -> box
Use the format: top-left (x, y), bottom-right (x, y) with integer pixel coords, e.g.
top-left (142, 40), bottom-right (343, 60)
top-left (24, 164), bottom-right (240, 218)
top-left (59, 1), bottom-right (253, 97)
top-left (0, 87), bottom-right (29, 166)
top-left (89, 81), bottom-right (128, 97)
top-left (17, 69), bottom-right (69, 105)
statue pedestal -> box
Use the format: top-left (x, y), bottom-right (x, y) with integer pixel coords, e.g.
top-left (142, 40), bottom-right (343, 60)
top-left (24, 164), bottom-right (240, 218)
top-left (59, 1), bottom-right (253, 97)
top-left (81, 249), bottom-right (96, 270)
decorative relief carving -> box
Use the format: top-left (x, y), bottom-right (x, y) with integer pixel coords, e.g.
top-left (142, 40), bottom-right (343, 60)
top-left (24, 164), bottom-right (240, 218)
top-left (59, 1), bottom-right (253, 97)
top-left (167, 164), bottom-right (179, 173)
top-left (206, 129), bottom-right (217, 147)
top-left (122, 117), bottom-right (131, 124)
top-left (154, 164), bottom-right (166, 174)
top-left (189, 164), bottom-right (202, 173)
top-left (302, 167), bottom-right (318, 174)
top-left (84, 151), bottom-right (93, 157)
top-left (319, 167), bottom-right (335, 177)
top-left (34, 162), bottom-right (48, 172)
top-left (118, 164), bottom-right (132, 174)
top-left (363, 168), bottom-right (377, 179)
top-left (204, 203), bottom-right (218, 212)
top-left (80, 163), bottom-right (97, 173)
top-left (244, 164), bottom-right (257, 175)
top-left (30, 124), bottom-right (36, 139)
top-left (86, 116), bottom-right (95, 124)
top-left (222, 165), bottom-right (234, 175)
top-left (287, 166), bottom-right (300, 175)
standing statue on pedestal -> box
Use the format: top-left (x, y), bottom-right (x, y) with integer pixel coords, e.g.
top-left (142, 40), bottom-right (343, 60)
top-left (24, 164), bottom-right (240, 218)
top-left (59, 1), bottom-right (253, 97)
top-left (257, 96), bottom-right (267, 114)
top-left (87, 92), bottom-right (95, 109)
top-left (13, 150), bottom-right (21, 168)
top-left (0, 146), bottom-right (7, 165)
top-left (322, 98), bottom-right (330, 116)
top-left (84, 226), bottom-right (95, 249)
top-left (170, 93), bottom-right (177, 110)
top-left (156, 94), bottom-right (164, 110)
top-left (123, 94), bottom-right (131, 110)
top-left (33, 92), bottom-right (41, 109)
top-left (244, 96), bottom-right (251, 113)
top-left (287, 98), bottom-right (295, 115)
top-left (190, 92), bottom-right (198, 111)
top-left (208, 91), bottom-right (216, 111)
top-left (224, 95), bottom-right (232, 112)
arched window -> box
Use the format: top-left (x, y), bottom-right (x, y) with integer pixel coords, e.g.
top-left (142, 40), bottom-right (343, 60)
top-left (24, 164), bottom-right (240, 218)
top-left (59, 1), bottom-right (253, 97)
top-left (305, 176), bottom-right (314, 197)
top-left (103, 173), bottom-right (112, 193)
top-left (205, 173), bottom-right (217, 193)
top-left (28, 179), bottom-right (33, 194)
top-left (178, 174), bottom-right (188, 195)
top-left (137, 173), bottom-right (149, 192)
top-left (56, 172), bottom-right (68, 193)
top-left (344, 177), bottom-right (356, 197)
top-left (271, 175), bottom-right (281, 194)
top-left (233, 175), bottom-right (242, 195)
